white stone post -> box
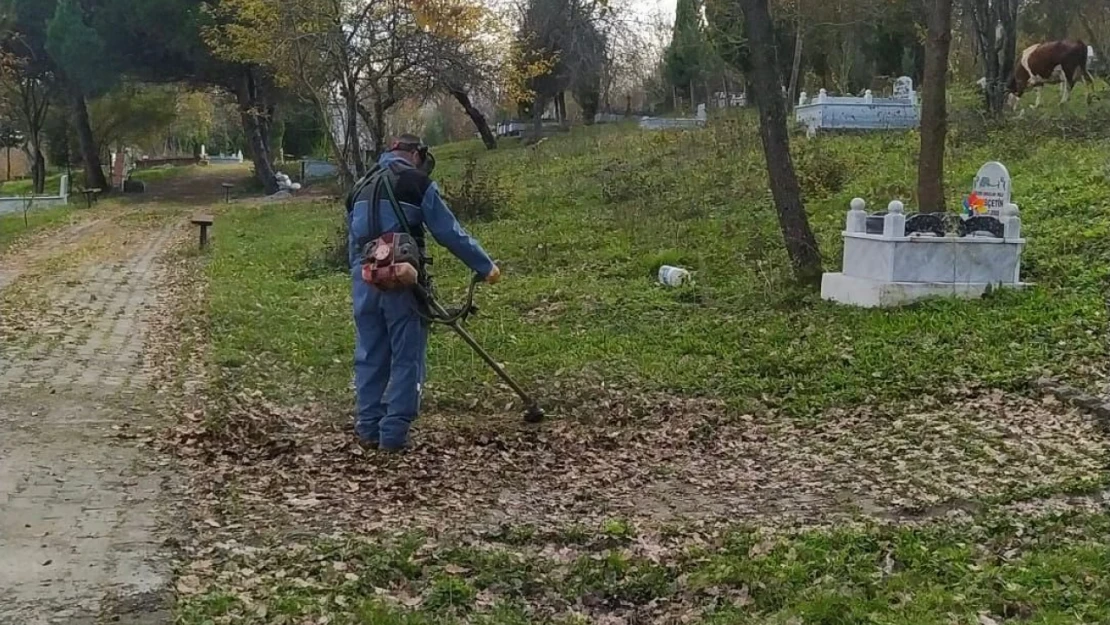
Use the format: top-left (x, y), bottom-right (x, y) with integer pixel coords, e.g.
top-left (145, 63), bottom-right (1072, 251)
top-left (846, 198), bottom-right (868, 233)
top-left (818, 89), bottom-right (828, 104)
top-left (1003, 203), bottom-right (1022, 239)
top-left (864, 90), bottom-right (873, 104)
top-left (799, 91), bottom-right (808, 106)
top-left (883, 200), bottom-right (906, 238)
top-left (696, 103), bottom-right (707, 122)
top-left (59, 175), bottom-right (69, 199)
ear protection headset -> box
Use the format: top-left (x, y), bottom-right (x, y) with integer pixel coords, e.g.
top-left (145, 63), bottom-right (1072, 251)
top-left (396, 140), bottom-right (436, 176)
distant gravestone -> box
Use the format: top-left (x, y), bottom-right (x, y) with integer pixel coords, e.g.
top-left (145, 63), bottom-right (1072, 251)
top-left (893, 76), bottom-right (914, 101)
top-left (971, 161), bottom-right (1012, 217)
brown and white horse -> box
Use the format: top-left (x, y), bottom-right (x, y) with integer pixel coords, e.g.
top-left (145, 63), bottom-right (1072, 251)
top-left (1008, 40), bottom-right (1096, 108)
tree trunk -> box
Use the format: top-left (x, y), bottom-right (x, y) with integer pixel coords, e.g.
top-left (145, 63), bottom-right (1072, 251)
top-left (31, 145), bottom-right (45, 194)
top-left (315, 91), bottom-right (355, 187)
top-left (972, 0), bottom-right (1017, 115)
top-left (918, 0), bottom-right (953, 213)
top-left (997, 0), bottom-right (1018, 104)
top-left (258, 102), bottom-right (275, 162)
top-left (372, 99), bottom-right (386, 158)
top-left (532, 94), bottom-right (546, 139)
top-left (71, 92), bottom-right (108, 191)
top-left (450, 88), bottom-right (496, 150)
top-left (234, 76), bottom-right (279, 196)
top-left (344, 86), bottom-right (365, 177)
top-left (355, 99), bottom-right (390, 161)
top-left (787, 13), bottom-right (805, 110)
top-left (689, 81), bottom-right (696, 113)
top-left (740, 0), bottom-right (823, 285)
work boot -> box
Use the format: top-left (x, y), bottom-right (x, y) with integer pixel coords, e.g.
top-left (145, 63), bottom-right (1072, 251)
top-left (378, 444), bottom-right (410, 455)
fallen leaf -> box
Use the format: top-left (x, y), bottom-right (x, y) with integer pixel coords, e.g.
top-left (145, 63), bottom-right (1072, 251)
top-left (176, 575), bottom-right (201, 595)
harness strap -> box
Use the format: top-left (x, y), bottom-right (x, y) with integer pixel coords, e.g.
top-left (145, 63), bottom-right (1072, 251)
top-left (354, 162), bottom-right (425, 251)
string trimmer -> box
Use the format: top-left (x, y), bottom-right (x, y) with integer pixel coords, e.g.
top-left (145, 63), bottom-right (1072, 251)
top-left (413, 275), bottom-right (545, 423)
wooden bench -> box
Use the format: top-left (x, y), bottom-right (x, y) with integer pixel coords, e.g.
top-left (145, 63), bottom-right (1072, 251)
top-left (191, 214), bottom-right (214, 249)
top-left (80, 188), bottom-right (101, 208)
top-left (221, 183), bottom-right (234, 204)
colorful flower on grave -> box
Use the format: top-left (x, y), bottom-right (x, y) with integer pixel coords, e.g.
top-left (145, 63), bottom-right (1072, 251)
top-left (963, 192), bottom-right (987, 216)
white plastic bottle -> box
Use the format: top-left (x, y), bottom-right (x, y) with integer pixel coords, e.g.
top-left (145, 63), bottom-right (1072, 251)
top-left (658, 265), bottom-right (691, 287)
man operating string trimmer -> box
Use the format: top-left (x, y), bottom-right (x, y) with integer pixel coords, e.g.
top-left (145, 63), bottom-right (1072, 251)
top-left (346, 134), bottom-right (541, 453)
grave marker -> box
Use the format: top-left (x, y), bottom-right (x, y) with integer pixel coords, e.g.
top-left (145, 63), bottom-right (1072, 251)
top-left (893, 76), bottom-right (915, 101)
top-left (970, 161), bottom-right (1011, 217)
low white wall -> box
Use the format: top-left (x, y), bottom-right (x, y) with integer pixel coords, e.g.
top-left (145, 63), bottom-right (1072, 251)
top-left (822, 198), bottom-right (1027, 308)
top-left (0, 175), bottom-right (70, 215)
top-left (0, 195), bottom-right (68, 215)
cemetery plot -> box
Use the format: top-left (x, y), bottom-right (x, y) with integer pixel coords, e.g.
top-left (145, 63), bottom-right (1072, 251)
top-left (796, 77), bottom-right (921, 137)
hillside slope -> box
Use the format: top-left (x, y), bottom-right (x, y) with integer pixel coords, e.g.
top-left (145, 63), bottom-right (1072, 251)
top-left (211, 103), bottom-right (1110, 416)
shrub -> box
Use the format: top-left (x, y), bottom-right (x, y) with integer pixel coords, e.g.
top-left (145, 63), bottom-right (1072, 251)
top-left (793, 140), bottom-right (848, 199)
top-left (600, 159), bottom-right (656, 205)
top-left (301, 218), bottom-right (349, 278)
top-left (442, 157), bottom-right (511, 222)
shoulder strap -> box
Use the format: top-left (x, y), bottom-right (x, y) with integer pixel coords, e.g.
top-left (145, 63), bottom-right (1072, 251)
top-left (352, 161), bottom-right (420, 240)
top-left (346, 164), bottom-right (381, 214)
top-left (377, 166), bottom-right (415, 238)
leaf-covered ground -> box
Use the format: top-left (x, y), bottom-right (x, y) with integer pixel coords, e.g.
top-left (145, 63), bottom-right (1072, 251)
top-left (148, 99), bottom-right (1110, 624)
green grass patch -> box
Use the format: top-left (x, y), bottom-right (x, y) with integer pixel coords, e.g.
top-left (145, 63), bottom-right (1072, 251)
top-left (0, 173), bottom-right (66, 197)
top-left (0, 203), bottom-right (77, 253)
top-left (204, 102), bottom-right (1110, 415)
top-left (176, 512), bottom-right (1110, 624)
top-left (0, 165), bottom-right (198, 199)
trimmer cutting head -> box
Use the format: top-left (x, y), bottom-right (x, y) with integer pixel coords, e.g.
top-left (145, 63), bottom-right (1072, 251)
top-left (523, 404), bottom-right (545, 423)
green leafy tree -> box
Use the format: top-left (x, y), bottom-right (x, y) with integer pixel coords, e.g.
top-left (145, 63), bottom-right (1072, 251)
top-left (89, 83), bottom-right (178, 155)
top-left (44, 0), bottom-right (115, 190)
top-left (664, 0), bottom-right (710, 110)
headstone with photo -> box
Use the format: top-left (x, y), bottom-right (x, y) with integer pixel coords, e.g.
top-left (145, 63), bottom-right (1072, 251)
top-left (970, 161), bottom-right (1011, 218)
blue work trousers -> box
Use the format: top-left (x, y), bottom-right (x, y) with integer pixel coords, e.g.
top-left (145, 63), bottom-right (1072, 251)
top-left (352, 273), bottom-right (429, 450)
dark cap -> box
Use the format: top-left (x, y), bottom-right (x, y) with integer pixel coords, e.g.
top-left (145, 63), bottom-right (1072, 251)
top-left (393, 134), bottom-right (424, 152)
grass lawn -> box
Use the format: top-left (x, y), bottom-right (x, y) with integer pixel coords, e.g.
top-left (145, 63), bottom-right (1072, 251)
top-left (178, 509), bottom-right (1110, 624)
top-left (0, 164), bottom-right (194, 197)
top-left (174, 93), bottom-right (1110, 624)
top-left (0, 204), bottom-right (77, 253)
top-left (206, 102), bottom-right (1110, 416)
top-left (0, 172), bottom-right (67, 196)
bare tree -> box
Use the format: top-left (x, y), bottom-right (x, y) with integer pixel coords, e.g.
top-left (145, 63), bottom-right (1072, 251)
top-left (0, 47), bottom-right (51, 194)
top-left (514, 0), bottom-right (611, 135)
top-left (918, 0), bottom-right (953, 213)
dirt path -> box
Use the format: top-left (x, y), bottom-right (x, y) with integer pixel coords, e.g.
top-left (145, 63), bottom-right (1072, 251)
top-left (0, 203), bottom-right (183, 623)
